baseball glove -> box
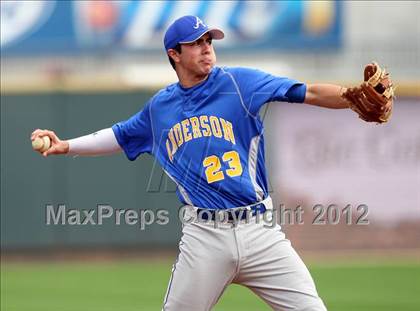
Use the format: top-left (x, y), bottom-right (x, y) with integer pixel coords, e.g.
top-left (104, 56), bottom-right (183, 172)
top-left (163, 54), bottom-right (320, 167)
top-left (342, 62), bottom-right (395, 123)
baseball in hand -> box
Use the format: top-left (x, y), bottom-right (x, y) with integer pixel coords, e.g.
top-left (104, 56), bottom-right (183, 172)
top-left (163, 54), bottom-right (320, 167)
top-left (32, 136), bottom-right (51, 152)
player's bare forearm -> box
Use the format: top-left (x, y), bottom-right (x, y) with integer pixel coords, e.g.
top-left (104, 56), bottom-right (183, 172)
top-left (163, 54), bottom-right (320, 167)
top-left (304, 84), bottom-right (350, 109)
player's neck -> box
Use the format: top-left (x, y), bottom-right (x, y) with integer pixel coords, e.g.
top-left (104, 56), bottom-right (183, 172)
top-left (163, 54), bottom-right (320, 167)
top-left (176, 70), bottom-right (210, 89)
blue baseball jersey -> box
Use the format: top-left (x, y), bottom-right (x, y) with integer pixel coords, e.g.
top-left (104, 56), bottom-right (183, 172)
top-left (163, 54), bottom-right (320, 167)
top-left (112, 66), bottom-right (306, 209)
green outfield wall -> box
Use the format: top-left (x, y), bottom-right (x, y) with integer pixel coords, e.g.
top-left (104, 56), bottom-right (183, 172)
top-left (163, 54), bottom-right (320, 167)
top-left (2, 90), bottom-right (419, 251)
top-left (1, 91), bottom-right (183, 250)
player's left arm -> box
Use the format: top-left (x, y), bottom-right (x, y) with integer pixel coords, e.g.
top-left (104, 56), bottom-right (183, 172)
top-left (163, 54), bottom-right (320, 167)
top-left (304, 84), bottom-right (350, 109)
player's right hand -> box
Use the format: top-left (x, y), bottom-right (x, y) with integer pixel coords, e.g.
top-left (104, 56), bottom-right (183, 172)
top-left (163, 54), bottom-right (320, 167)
top-left (31, 129), bottom-right (70, 157)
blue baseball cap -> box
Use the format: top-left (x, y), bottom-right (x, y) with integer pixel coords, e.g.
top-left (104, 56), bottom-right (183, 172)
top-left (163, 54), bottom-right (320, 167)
top-left (164, 15), bottom-right (224, 51)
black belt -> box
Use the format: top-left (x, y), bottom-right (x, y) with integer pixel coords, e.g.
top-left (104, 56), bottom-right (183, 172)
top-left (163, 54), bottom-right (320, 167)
top-left (196, 202), bottom-right (267, 222)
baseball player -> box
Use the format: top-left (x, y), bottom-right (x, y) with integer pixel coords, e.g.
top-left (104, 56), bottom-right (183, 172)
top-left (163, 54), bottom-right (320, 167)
top-left (31, 16), bottom-right (393, 311)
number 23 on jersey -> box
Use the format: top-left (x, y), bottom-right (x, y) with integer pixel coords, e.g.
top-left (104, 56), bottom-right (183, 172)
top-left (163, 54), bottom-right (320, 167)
top-left (203, 150), bottom-right (243, 184)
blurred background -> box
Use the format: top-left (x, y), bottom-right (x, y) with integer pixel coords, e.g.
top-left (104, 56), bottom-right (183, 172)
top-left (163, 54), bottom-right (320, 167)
top-left (1, 1), bottom-right (419, 311)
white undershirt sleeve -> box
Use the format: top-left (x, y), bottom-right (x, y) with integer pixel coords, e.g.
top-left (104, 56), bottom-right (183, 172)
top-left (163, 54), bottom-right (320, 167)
top-left (67, 128), bottom-right (122, 156)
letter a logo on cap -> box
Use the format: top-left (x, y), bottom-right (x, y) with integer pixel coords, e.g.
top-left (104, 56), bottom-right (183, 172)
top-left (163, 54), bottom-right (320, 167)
top-left (193, 16), bottom-right (206, 29)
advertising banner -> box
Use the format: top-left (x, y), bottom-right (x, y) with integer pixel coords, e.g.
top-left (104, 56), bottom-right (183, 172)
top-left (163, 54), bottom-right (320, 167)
top-left (1, 0), bottom-right (342, 55)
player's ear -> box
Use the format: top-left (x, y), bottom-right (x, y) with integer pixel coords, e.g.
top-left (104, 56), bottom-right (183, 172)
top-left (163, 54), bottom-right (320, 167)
top-left (168, 49), bottom-right (180, 64)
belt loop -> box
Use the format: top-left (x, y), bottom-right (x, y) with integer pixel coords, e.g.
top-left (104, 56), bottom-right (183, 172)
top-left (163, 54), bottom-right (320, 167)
top-left (193, 196), bottom-right (272, 222)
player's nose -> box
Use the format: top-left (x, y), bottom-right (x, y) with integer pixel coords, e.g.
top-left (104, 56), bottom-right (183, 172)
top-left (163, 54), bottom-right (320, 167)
top-left (201, 42), bottom-right (211, 54)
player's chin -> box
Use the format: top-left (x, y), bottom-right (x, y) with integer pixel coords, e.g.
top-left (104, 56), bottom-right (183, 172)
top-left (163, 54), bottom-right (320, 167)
top-left (200, 62), bottom-right (214, 74)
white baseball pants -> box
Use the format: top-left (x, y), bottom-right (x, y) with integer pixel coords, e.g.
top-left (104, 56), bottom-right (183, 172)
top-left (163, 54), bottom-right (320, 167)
top-left (162, 197), bottom-right (327, 311)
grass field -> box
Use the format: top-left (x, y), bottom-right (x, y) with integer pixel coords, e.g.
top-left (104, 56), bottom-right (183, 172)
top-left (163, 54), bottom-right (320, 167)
top-left (2, 259), bottom-right (420, 311)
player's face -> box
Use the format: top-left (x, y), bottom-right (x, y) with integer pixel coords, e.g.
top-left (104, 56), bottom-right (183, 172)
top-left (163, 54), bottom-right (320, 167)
top-left (179, 33), bottom-right (216, 77)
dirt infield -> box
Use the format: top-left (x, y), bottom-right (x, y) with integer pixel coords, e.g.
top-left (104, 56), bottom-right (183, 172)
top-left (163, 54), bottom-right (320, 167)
top-left (2, 246), bottom-right (420, 265)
